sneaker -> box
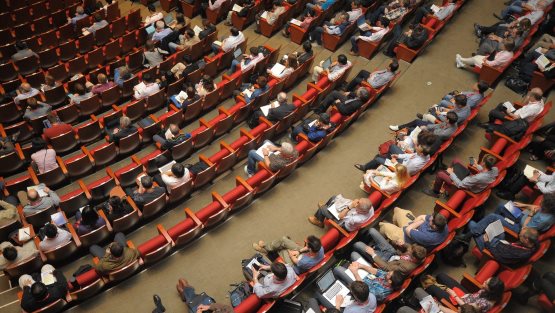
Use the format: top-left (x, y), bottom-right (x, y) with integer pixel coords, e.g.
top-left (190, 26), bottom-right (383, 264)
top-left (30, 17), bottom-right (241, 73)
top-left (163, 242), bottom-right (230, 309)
top-left (455, 54), bottom-right (465, 68)
top-left (423, 188), bottom-right (440, 198)
top-left (473, 23), bottom-right (482, 37)
top-left (244, 165), bottom-right (253, 177)
top-left (308, 216), bottom-right (324, 228)
top-left (389, 125), bottom-right (399, 131)
top-left (153, 295), bottom-right (166, 313)
top-left (416, 113), bottom-right (423, 119)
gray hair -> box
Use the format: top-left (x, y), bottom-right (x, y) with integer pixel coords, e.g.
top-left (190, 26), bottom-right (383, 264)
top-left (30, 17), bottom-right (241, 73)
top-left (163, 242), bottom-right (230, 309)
top-left (280, 142), bottom-right (295, 156)
top-left (120, 116), bottom-right (131, 128)
top-left (356, 87), bottom-right (370, 102)
top-left (277, 92), bottom-right (287, 102)
top-left (357, 198), bottom-right (372, 212)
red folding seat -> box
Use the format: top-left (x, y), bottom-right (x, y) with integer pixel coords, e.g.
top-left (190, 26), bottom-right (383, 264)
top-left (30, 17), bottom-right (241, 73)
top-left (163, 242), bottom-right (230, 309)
top-left (99, 85), bottom-right (122, 108)
top-left (192, 120), bottom-right (216, 149)
top-left (121, 98), bottom-right (145, 121)
top-left (50, 10), bottom-right (68, 28)
top-left (167, 137), bottom-right (193, 161)
top-left (33, 15), bottom-right (51, 34)
top-left (3, 171), bottom-right (35, 195)
top-left (145, 90), bottom-right (166, 112)
top-left (182, 98), bottom-right (202, 122)
top-left (0, 29), bottom-right (14, 46)
top-left (195, 192), bottom-right (231, 228)
top-left (47, 64), bottom-right (70, 84)
top-left (3, 121), bottom-right (34, 142)
top-left (87, 47), bottom-right (105, 70)
top-left (126, 10), bottom-right (142, 31)
top-left (4, 253), bottom-right (43, 279)
top-left (136, 229), bottom-right (173, 265)
top-left (0, 62), bottom-right (17, 82)
top-left (168, 180), bottom-right (193, 204)
top-left (121, 31), bottom-right (137, 55)
top-left (1, 78), bottom-right (22, 95)
top-left (62, 151), bottom-right (95, 180)
top-left (48, 130), bottom-right (80, 154)
top-left (111, 16), bottom-right (127, 39)
top-left (111, 200), bottom-right (141, 233)
top-left (94, 25), bottom-right (111, 46)
top-left (105, 2), bottom-right (121, 22)
top-left (126, 49), bottom-right (143, 72)
top-left (109, 161), bottom-right (143, 188)
top-left (86, 175), bottom-right (118, 203)
top-left (68, 55), bottom-right (87, 76)
top-left (37, 48), bottom-right (59, 69)
top-left (117, 131), bottom-right (141, 155)
top-left (0, 12), bottom-right (11, 30)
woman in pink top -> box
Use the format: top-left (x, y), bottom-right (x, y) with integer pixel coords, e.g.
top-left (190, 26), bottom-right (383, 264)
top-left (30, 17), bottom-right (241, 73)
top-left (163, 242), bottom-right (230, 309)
top-left (30, 138), bottom-right (58, 174)
top-left (455, 38), bottom-right (515, 69)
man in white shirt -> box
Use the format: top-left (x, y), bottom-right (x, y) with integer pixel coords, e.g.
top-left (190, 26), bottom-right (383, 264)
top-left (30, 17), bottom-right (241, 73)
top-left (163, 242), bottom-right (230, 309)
top-left (39, 224), bottom-right (72, 252)
top-left (212, 27), bottom-right (245, 54)
top-left (14, 83), bottom-right (40, 105)
top-left (410, 0), bottom-right (456, 26)
top-left (312, 54), bottom-right (352, 82)
top-left (456, 38), bottom-right (515, 69)
top-left (309, 195), bottom-right (374, 231)
top-left (347, 1), bottom-right (364, 22)
top-left (350, 17), bottom-right (390, 56)
top-left (252, 262), bottom-right (298, 298)
top-left (355, 145), bottom-right (430, 176)
top-left (485, 87), bottom-right (544, 124)
top-left (133, 73), bottom-right (160, 99)
top-left (229, 47), bottom-right (265, 74)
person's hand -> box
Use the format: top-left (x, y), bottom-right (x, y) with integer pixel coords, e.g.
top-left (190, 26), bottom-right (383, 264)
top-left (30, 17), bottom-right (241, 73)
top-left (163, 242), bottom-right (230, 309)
top-left (513, 201), bottom-right (525, 207)
top-left (113, 128), bottom-right (120, 134)
top-left (483, 233), bottom-right (489, 242)
top-left (196, 304), bottom-right (211, 312)
top-left (446, 167), bottom-right (454, 175)
top-left (446, 288), bottom-right (457, 297)
top-left (335, 294), bottom-right (344, 307)
top-left (531, 170), bottom-right (541, 182)
top-left (545, 149), bottom-right (555, 159)
top-left (348, 262), bottom-right (359, 272)
top-left (334, 99), bottom-right (341, 104)
top-left (43, 186), bottom-right (50, 193)
top-left (262, 148), bottom-right (269, 156)
top-left (21, 276), bottom-right (34, 287)
top-left (288, 250), bottom-right (300, 257)
top-left (365, 245), bottom-right (375, 255)
top-left (252, 268), bottom-right (259, 280)
top-left (531, 206), bottom-right (541, 215)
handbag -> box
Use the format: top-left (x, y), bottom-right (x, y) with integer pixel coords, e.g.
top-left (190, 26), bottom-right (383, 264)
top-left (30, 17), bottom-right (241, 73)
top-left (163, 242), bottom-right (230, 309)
top-left (378, 140), bottom-right (395, 157)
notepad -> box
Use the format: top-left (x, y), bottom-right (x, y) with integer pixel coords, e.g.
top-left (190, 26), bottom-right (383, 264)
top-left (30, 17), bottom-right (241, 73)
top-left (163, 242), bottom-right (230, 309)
top-left (51, 212), bottom-right (67, 226)
top-left (485, 220), bottom-right (504, 240)
top-left (344, 257), bottom-right (373, 281)
top-left (502, 101), bottom-right (516, 113)
top-left (175, 90), bottom-right (188, 105)
top-left (327, 202), bottom-right (349, 220)
top-left (232, 4), bottom-right (243, 12)
top-left (243, 88), bottom-right (253, 98)
top-left (270, 63), bottom-right (286, 76)
top-left (358, 22), bottom-right (371, 31)
top-left (410, 126), bottom-right (422, 143)
top-left (536, 54), bottom-right (553, 72)
top-left (430, 4), bottom-right (440, 13)
top-left (260, 11), bottom-right (269, 20)
top-left (193, 25), bottom-right (203, 37)
top-left (159, 161), bottom-right (176, 173)
top-left (255, 142), bottom-right (279, 158)
top-left (19, 227), bottom-right (31, 242)
top-left (420, 295), bottom-right (440, 313)
top-left (41, 273), bottom-right (57, 286)
top-left (504, 201), bottom-right (523, 219)
top-left (523, 164), bottom-right (543, 179)
top-left (290, 18), bottom-right (302, 26)
top-left (372, 165), bottom-right (393, 188)
top-left (260, 104), bottom-right (272, 116)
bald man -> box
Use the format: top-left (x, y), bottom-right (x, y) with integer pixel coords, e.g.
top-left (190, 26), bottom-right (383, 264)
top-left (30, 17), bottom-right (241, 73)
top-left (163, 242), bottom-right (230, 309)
top-left (14, 83), bottom-right (40, 105)
top-left (485, 87), bottom-right (544, 124)
top-left (17, 186), bottom-right (60, 216)
top-left (308, 195), bottom-right (374, 231)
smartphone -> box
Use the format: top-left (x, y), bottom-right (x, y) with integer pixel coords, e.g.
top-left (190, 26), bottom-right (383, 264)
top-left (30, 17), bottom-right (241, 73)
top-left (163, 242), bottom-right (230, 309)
top-left (406, 213), bottom-right (415, 221)
top-left (252, 263), bottom-right (261, 271)
top-left (469, 157), bottom-right (475, 165)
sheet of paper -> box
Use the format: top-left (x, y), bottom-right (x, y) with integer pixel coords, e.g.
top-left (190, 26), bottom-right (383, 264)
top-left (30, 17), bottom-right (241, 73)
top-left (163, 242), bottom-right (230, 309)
top-left (18, 227), bottom-right (31, 242)
top-left (246, 258), bottom-right (262, 271)
top-left (243, 88), bottom-right (253, 98)
top-left (430, 4), bottom-right (440, 13)
top-left (420, 295), bottom-right (440, 313)
top-left (193, 25), bottom-right (203, 37)
top-left (358, 22), bottom-right (371, 31)
top-left (176, 90), bottom-right (188, 104)
top-left (290, 18), bottom-right (302, 26)
top-left (504, 201), bottom-right (523, 219)
top-left (255, 142), bottom-right (279, 158)
top-left (260, 104), bottom-right (272, 116)
top-left (232, 4), bottom-right (243, 12)
top-left (344, 257), bottom-right (372, 281)
top-left (260, 11), bottom-right (268, 20)
top-left (326, 202), bottom-right (349, 220)
top-left (535, 54), bottom-right (551, 71)
top-left (410, 126), bottom-right (422, 143)
top-left (485, 220), bottom-right (504, 240)
top-left (270, 63), bottom-right (286, 77)
top-left (51, 212), bottom-right (66, 226)
top-left (502, 101), bottom-right (516, 113)
top-left (41, 273), bottom-right (57, 286)
top-left (308, 120), bottom-right (317, 127)
top-left (213, 40), bottom-right (222, 47)
top-left (536, 47), bottom-right (545, 54)
top-left (27, 184), bottom-right (47, 197)
top-left (384, 158), bottom-right (398, 167)
top-left (523, 164), bottom-right (543, 179)
top-left (159, 161), bottom-right (176, 173)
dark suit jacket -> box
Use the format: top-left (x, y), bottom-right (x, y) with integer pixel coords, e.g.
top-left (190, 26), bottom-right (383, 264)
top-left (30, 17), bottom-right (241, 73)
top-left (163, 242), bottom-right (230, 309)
top-left (21, 271), bottom-right (68, 312)
top-left (199, 24), bottom-right (216, 40)
top-left (373, 254), bottom-right (418, 276)
top-left (298, 51), bottom-right (314, 65)
top-left (486, 238), bottom-right (536, 266)
top-left (267, 103), bottom-right (296, 122)
top-left (181, 63), bottom-right (199, 79)
top-left (132, 186), bottom-right (166, 208)
top-left (405, 28), bottom-right (429, 50)
top-left (110, 126), bottom-right (138, 144)
top-left (337, 98), bottom-right (362, 116)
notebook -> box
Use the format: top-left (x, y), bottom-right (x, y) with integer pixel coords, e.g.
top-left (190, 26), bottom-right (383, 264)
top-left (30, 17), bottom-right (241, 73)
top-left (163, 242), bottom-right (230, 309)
top-left (502, 101), bottom-right (516, 113)
top-left (255, 141), bottom-right (280, 158)
top-left (51, 212), bottom-right (67, 226)
top-left (322, 57), bottom-right (332, 70)
top-left (523, 164), bottom-right (543, 179)
top-left (193, 25), bottom-right (203, 37)
top-left (372, 165), bottom-right (394, 188)
top-left (232, 4), bottom-right (243, 12)
top-left (290, 19), bottom-right (302, 26)
top-left (503, 201), bottom-right (523, 219)
top-left (485, 220), bottom-right (504, 240)
top-left (159, 161), bottom-right (176, 173)
top-left (326, 202), bottom-right (349, 220)
top-left (18, 227), bottom-right (31, 242)
top-left (344, 257), bottom-right (373, 281)
top-left (270, 63), bottom-right (286, 76)
top-left (430, 4), bottom-right (441, 13)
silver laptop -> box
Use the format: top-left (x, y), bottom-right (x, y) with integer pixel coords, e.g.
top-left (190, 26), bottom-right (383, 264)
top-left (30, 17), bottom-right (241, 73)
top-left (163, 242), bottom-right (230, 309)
top-left (146, 25), bottom-right (156, 36)
top-left (316, 270), bottom-right (350, 305)
top-left (322, 57), bottom-right (332, 70)
top-left (164, 14), bottom-right (175, 25)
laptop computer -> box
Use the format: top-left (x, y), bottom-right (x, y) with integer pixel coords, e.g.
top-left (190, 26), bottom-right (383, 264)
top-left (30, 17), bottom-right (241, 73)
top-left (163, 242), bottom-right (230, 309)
top-left (322, 57), bottom-right (332, 70)
top-left (164, 14), bottom-right (175, 26)
top-left (146, 25), bottom-right (156, 36)
top-left (234, 48), bottom-right (243, 61)
top-left (316, 269), bottom-right (351, 306)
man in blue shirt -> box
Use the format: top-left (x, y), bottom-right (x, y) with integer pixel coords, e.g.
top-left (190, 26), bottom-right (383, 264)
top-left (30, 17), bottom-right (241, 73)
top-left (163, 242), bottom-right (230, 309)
top-left (379, 207), bottom-right (449, 251)
top-left (239, 75), bottom-right (269, 104)
top-left (306, 0), bottom-right (336, 12)
top-left (68, 6), bottom-right (88, 26)
top-left (291, 113), bottom-right (335, 143)
top-left (438, 81), bottom-right (489, 109)
top-left (152, 21), bottom-right (173, 42)
top-left (253, 235), bottom-right (324, 274)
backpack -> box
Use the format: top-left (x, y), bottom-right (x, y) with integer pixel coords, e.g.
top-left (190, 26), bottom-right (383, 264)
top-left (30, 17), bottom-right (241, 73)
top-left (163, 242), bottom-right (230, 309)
top-left (505, 77), bottom-right (529, 95)
top-left (241, 253), bottom-right (270, 281)
top-left (229, 282), bottom-right (252, 307)
top-left (187, 161), bottom-right (209, 175)
top-left (159, 30), bottom-right (180, 52)
top-left (440, 238), bottom-right (469, 267)
top-left (492, 118), bottom-right (529, 141)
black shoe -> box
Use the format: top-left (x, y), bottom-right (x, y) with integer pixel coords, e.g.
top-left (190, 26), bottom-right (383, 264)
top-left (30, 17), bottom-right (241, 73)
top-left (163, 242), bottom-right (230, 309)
top-left (496, 190), bottom-right (515, 200)
top-left (153, 295), bottom-right (165, 312)
top-left (493, 13), bottom-right (503, 20)
top-left (473, 24), bottom-right (482, 37)
top-left (254, 29), bottom-right (261, 34)
top-left (354, 164), bottom-right (365, 172)
top-left (423, 188), bottom-right (439, 198)
top-left (383, 50), bottom-right (395, 57)
top-left (416, 113), bottom-right (423, 119)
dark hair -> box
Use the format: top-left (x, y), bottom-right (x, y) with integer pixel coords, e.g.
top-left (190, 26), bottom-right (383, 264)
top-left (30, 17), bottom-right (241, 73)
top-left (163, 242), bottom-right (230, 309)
top-left (74, 83), bottom-right (86, 95)
top-left (230, 27), bottom-right (240, 36)
top-left (142, 73), bottom-right (153, 83)
top-left (31, 137), bottom-right (47, 152)
top-left (273, 0), bottom-right (282, 7)
top-left (27, 97), bottom-right (39, 109)
top-left (319, 113), bottom-right (330, 125)
top-left (81, 206), bottom-right (100, 226)
top-left (182, 54), bottom-right (193, 64)
top-left (186, 86), bottom-right (196, 98)
top-left (460, 304), bottom-right (480, 313)
top-left (271, 262), bottom-right (287, 280)
top-left (306, 235), bottom-right (322, 253)
top-left (410, 244), bottom-right (427, 261)
top-left (503, 38), bottom-right (515, 52)
top-left (350, 281), bottom-right (369, 302)
top-left (94, 14), bottom-right (103, 22)
top-left (249, 46), bottom-right (259, 55)
top-left (31, 282), bottom-right (48, 300)
top-left (379, 17), bottom-right (390, 28)
top-left (477, 80), bottom-right (489, 94)
top-left (483, 277), bottom-right (504, 303)
top-left (542, 194), bottom-right (555, 214)
top-left (145, 40), bottom-right (155, 51)
top-left (337, 54), bottom-right (348, 65)
top-left (297, 43), bottom-right (310, 59)
top-left (389, 60), bottom-right (399, 72)
top-left (15, 41), bottom-right (28, 50)
top-left (44, 223), bottom-right (58, 239)
top-left (446, 111), bottom-right (458, 124)
top-left (390, 271), bottom-right (405, 289)
top-left (185, 29), bottom-right (195, 38)
top-left (108, 196), bottom-right (126, 214)
top-left (110, 242), bottom-right (124, 257)
top-left (454, 94), bottom-right (467, 107)
top-left (432, 212), bottom-right (447, 231)
top-left (141, 175), bottom-right (154, 189)
top-left (483, 154), bottom-right (496, 170)
top-left (2, 246), bottom-right (17, 261)
top-left (176, 13), bottom-right (185, 24)
top-left (257, 75), bottom-right (268, 88)
top-left (171, 163), bottom-right (185, 178)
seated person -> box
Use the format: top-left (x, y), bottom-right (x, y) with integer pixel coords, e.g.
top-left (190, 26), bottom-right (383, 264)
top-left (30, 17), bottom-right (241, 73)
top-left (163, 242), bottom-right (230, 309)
top-left (483, 87), bottom-right (544, 124)
top-left (255, 0), bottom-right (286, 33)
top-left (312, 54), bottom-right (352, 83)
top-left (201, 0), bottom-right (228, 18)
top-left (42, 112), bottom-right (74, 143)
top-left (83, 13), bottom-right (108, 34)
top-left (352, 228), bottom-right (427, 276)
top-left (154, 162), bottom-right (192, 191)
top-left (23, 97), bottom-right (51, 120)
top-left (0, 241), bottom-right (39, 270)
top-left (306, 0), bottom-right (335, 12)
top-left (529, 126), bottom-right (555, 161)
top-left (355, 144), bottom-right (431, 176)
top-left (175, 278), bottom-right (234, 312)
top-left (18, 185), bottom-right (60, 216)
top-left (290, 113), bottom-right (335, 143)
top-left (379, 208), bottom-right (449, 251)
top-left (107, 116), bottom-right (138, 144)
top-left (197, 19), bottom-right (217, 40)
top-left (347, 59), bottom-right (398, 91)
top-left (225, 0), bottom-right (256, 26)
top-left (168, 28), bottom-right (200, 54)
top-left (384, 23), bottom-right (429, 57)
top-left (143, 40), bottom-right (169, 68)
top-left (0, 197), bottom-right (18, 225)
top-left (495, 0), bottom-right (547, 20)
top-left (410, 0), bottom-right (457, 26)
top-left (247, 92), bottom-right (296, 128)
top-left (363, 163), bottom-right (410, 195)
top-left (90, 232), bottom-right (140, 275)
top-left (0, 137), bottom-right (15, 156)
top-left (438, 81), bottom-right (489, 109)
top-left (267, 54), bottom-right (298, 79)
top-left (20, 267), bottom-right (68, 312)
top-left (533, 272), bottom-right (555, 307)
top-left (283, 9), bottom-right (316, 37)
top-left (295, 40), bottom-right (314, 64)
top-left (309, 12), bottom-right (350, 46)
top-left (68, 83), bottom-right (93, 105)
top-left (39, 223), bottom-right (72, 252)
top-left (468, 226), bottom-right (539, 266)
top-left (171, 55), bottom-right (199, 80)
top-left (424, 154), bottom-right (498, 198)
top-left (315, 86), bottom-right (371, 116)
top-left (152, 20), bottom-right (173, 42)
top-left (195, 75), bottom-right (218, 97)
top-left (476, 19), bottom-right (531, 56)
top-left (30, 137), bottom-right (58, 174)
top-left (11, 41), bottom-right (39, 62)
top-left (14, 83), bottom-right (40, 105)
top-left (314, 280), bottom-right (376, 312)
top-left (211, 27), bottom-right (245, 55)
top-left (426, 273), bottom-right (505, 313)
top-left (456, 38), bottom-right (515, 70)
top-left (245, 141), bottom-right (299, 176)
top-left (101, 196), bottom-right (134, 223)
top-left (253, 235), bottom-right (324, 274)
top-left (388, 103), bottom-right (464, 132)
top-left (252, 261), bottom-right (298, 298)
top-left (73, 206), bottom-right (106, 236)
top-left (68, 6), bottom-right (88, 25)
top-left (91, 74), bottom-right (117, 95)
top-left (128, 175), bottom-right (167, 208)
top-left (422, 94), bottom-right (470, 124)
top-left (308, 195), bottom-right (374, 231)
top-left (349, 17), bottom-right (391, 56)
top-left (229, 46), bottom-right (265, 74)
top-left (239, 75), bottom-right (269, 104)
top-left (334, 256), bottom-right (405, 302)
top-left (511, 48), bottom-right (555, 92)
top-left (114, 66), bottom-right (134, 87)
top-left (170, 85), bottom-right (200, 109)
top-left (153, 124), bottom-right (191, 150)
top-left (367, 0), bottom-right (411, 25)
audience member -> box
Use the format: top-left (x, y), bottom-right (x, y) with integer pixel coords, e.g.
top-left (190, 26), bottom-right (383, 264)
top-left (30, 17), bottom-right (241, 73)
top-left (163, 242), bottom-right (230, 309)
top-left (68, 6), bottom-right (88, 25)
top-left (347, 59), bottom-right (398, 90)
top-left (268, 54), bottom-right (298, 79)
top-left (152, 20), bottom-right (173, 42)
top-left (171, 54), bottom-right (199, 80)
top-left (355, 144), bottom-right (430, 176)
top-left (39, 223), bottom-right (72, 252)
top-left (410, 0), bottom-right (456, 26)
top-left (143, 40), bottom-right (169, 68)
top-left (20, 265), bottom-right (68, 312)
top-left (245, 141), bottom-right (298, 176)
top-left (312, 54), bottom-right (352, 83)
top-left (30, 138), bottom-right (58, 174)
top-left (308, 195), bottom-right (374, 231)
top-left (483, 87), bottom-right (544, 124)
top-left (315, 86), bottom-right (370, 115)
top-left (497, 164), bottom-right (555, 199)
top-left (397, 288), bottom-right (487, 313)
top-left (134, 73), bottom-right (161, 99)
top-left (456, 38), bottom-right (515, 70)
top-left (14, 83), bottom-right (40, 105)
top-left (128, 175), bottom-right (167, 208)
top-left (283, 9), bottom-right (316, 37)
top-left (18, 184), bottom-right (60, 216)
top-left (43, 113), bottom-right (74, 143)
top-left (290, 113), bottom-right (335, 143)
top-left (0, 241), bottom-right (39, 270)
top-left (168, 28), bottom-right (200, 53)
top-left (175, 278), bottom-right (234, 312)
top-left (154, 162), bottom-right (191, 191)
top-left (107, 116), bottom-right (138, 144)
top-left (253, 235), bottom-right (324, 274)
top-left (68, 83), bottom-right (93, 105)
top-left (247, 92), bottom-right (296, 128)
top-left (314, 280), bottom-right (376, 312)
top-left (439, 81), bottom-right (489, 109)
top-left (90, 232), bottom-right (140, 275)
top-left (349, 17), bottom-right (391, 56)
top-left (23, 97), bottom-right (51, 120)
top-left (363, 163), bottom-right (410, 195)
top-left (212, 27), bottom-right (245, 54)
top-left (384, 24), bottom-right (429, 57)
top-left (252, 261), bottom-right (297, 298)
top-left (11, 41), bottom-right (39, 62)
top-left (91, 74), bottom-right (117, 95)
top-left (101, 196), bottom-right (134, 223)
top-left (84, 13), bottom-right (108, 34)
top-left (198, 19), bottom-right (217, 40)
top-left (40, 75), bottom-right (61, 92)
top-left (255, 1), bottom-right (286, 34)
top-left (153, 124), bottom-right (191, 150)
top-left (494, 0), bottom-right (547, 20)
top-left (229, 47), bottom-right (265, 74)
top-left (74, 206), bottom-right (106, 236)
top-left (239, 75), bottom-right (269, 104)
top-left (114, 66), bottom-right (134, 87)
top-left (309, 12), bottom-right (350, 46)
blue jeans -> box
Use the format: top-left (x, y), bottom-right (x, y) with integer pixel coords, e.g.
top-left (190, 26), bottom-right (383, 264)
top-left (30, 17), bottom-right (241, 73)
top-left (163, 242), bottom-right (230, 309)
top-left (439, 95), bottom-right (454, 108)
top-left (350, 36), bottom-right (359, 53)
top-left (501, 1), bottom-right (523, 19)
top-left (468, 215), bottom-right (512, 250)
top-left (211, 43), bottom-right (221, 55)
top-left (229, 59), bottom-right (241, 74)
top-left (310, 27), bottom-right (324, 45)
top-left (247, 149), bottom-right (264, 175)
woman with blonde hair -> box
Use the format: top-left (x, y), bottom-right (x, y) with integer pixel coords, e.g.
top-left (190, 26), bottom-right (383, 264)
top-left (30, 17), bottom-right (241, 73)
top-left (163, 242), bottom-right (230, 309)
top-left (361, 164), bottom-right (409, 194)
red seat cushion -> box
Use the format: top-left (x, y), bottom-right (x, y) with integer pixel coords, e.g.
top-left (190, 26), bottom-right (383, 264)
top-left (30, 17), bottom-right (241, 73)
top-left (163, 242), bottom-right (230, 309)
top-left (195, 202), bottom-right (224, 222)
top-left (209, 149), bottom-right (230, 164)
top-left (88, 176), bottom-right (111, 189)
top-left (320, 228), bottom-right (340, 252)
top-left (138, 234), bottom-right (168, 256)
top-left (61, 188), bottom-right (85, 201)
top-left (167, 219), bottom-right (197, 240)
top-left (76, 269), bottom-right (101, 286)
top-left (246, 169), bottom-right (271, 187)
top-left (223, 185), bottom-right (248, 204)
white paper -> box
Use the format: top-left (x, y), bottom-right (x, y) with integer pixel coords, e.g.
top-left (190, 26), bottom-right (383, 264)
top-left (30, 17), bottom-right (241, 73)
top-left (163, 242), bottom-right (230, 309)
top-left (430, 4), bottom-right (440, 13)
top-left (502, 101), bottom-right (516, 113)
top-left (290, 18), bottom-right (302, 26)
top-left (485, 220), bottom-right (504, 240)
top-left (308, 120), bottom-right (317, 127)
top-left (27, 184), bottom-right (47, 197)
top-left (243, 88), bottom-right (253, 98)
top-left (165, 128), bottom-right (174, 140)
top-left (51, 212), bottom-right (66, 226)
top-left (420, 295), bottom-right (440, 313)
top-left (255, 142), bottom-right (279, 158)
top-left (385, 158), bottom-right (398, 167)
top-left (134, 82), bottom-right (146, 91)
top-left (246, 258), bottom-right (262, 271)
top-left (372, 165), bottom-right (393, 188)
top-left (305, 309), bottom-right (316, 313)
top-left (326, 202), bottom-right (349, 220)
top-left (358, 22), bottom-right (371, 31)
top-left (193, 25), bottom-right (203, 37)
top-left (504, 201), bottom-right (522, 219)
top-left (19, 227), bottom-right (31, 241)
top-left (345, 257), bottom-right (372, 281)
top-left (523, 164), bottom-right (543, 179)
top-left (535, 55), bottom-right (552, 72)
top-left (270, 63), bottom-right (286, 77)
top-left (213, 40), bottom-right (222, 47)
top-left (159, 161), bottom-right (176, 173)
top-left (232, 4), bottom-right (243, 12)
top-left (41, 273), bottom-right (57, 285)
top-left (536, 47), bottom-right (545, 54)
top-left (260, 104), bottom-right (272, 116)
top-left (260, 11), bottom-right (268, 20)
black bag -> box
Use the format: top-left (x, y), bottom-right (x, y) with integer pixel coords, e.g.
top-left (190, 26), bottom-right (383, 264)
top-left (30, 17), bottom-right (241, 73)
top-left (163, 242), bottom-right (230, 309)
top-left (241, 253), bottom-right (270, 281)
top-left (272, 299), bottom-right (303, 312)
top-left (505, 77), bottom-right (529, 95)
top-left (187, 292), bottom-right (216, 312)
top-left (439, 238), bottom-right (469, 267)
top-left (72, 264), bottom-right (94, 277)
top-left (187, 161), bottom-right (209, 175)
top-left (229, 282), bottom-right (252, 307)
top-left (493, 118), bottom-right (529, 141)
top-left (497, 165), bottom-right (525, 192)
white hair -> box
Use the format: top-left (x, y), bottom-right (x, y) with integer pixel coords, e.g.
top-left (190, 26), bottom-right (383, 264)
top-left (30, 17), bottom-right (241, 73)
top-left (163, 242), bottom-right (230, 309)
top-left (280, 142), bottom-right (295, 156)
top-left (277, 92), bottom-right (287, 102)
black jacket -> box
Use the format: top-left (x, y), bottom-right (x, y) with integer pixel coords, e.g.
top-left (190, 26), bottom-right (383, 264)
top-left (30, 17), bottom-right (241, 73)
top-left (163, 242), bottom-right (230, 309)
top-left (109, 126), bottom-right (138, 144)
top-left (21, 271), bottom-right (68, 312)
top-left (337, 97), bottom-right (362, 116)
top-left (267, 103), bottom-right (296, 122)
top-left (404, 28), bottom-right (429, 50)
